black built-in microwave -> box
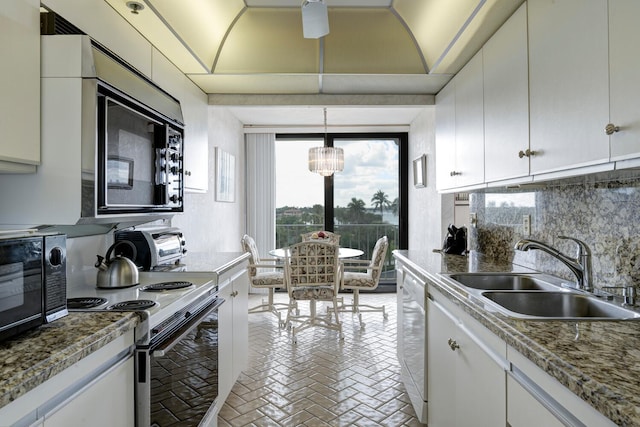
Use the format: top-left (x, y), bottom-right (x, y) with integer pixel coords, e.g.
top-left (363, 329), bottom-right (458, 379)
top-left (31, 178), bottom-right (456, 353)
top-left (96, 82), bottom-right (184, 215)
top-left (0, 234), bottom-right (68, 342)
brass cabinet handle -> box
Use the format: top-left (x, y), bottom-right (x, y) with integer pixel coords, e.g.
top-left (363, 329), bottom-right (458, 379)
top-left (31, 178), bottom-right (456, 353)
top-left (518, 149), bottom-right (536, 158)
top-left (447, 338), bottom-right (460, 351)
top-left (605, 123), bottom-right (620, 135)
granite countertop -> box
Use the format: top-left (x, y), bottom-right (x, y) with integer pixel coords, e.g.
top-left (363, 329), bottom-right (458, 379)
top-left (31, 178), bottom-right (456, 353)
top-left (394, 249), bottom-right (640, 426)
top-left (0, 311), bottom-right (138, 409)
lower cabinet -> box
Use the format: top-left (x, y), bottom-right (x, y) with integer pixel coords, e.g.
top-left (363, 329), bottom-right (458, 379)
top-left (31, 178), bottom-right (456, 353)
top-left (427, 289), bottom-right (506, 427)
top-left (0, 330), bottom-right (135, 427)
top-left (507, 347), bottom-right (616, 427)
top-left (507, 374), bottom-right (565, 427)
top-left (218, 262), bottom-right (249, 405)
top-left (44, 355), bottom-right (134, 427)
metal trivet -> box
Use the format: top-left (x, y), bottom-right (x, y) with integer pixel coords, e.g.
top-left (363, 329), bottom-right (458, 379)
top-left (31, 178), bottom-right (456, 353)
top-left (141, 281), bottom-right (193, 291)
top-left (67, 297), bottom-right (108, 309)
top-left (108, 300), bottom-right (156, 311)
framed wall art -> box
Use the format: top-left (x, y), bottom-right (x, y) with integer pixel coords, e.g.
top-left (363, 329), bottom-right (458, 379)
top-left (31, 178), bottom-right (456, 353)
top-left (215, 147), bottom-right (235, 202)
top-left (413, 154), bottom-right (427, 188)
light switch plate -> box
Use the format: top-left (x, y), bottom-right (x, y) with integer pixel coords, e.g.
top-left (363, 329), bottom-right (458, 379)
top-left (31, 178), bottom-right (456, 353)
top-left (523, 214), bottom-right (531, 235)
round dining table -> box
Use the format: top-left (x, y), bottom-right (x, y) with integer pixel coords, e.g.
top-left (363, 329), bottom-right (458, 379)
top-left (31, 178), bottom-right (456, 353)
top-left (268, 247), bottom-right (364, 259)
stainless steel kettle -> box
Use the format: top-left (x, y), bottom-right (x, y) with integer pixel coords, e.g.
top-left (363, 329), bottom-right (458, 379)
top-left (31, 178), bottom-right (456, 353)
top-left (95, 241), bottom-right (139, 288)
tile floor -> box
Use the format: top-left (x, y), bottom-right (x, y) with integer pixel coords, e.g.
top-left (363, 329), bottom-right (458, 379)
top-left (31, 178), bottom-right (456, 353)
top-left (218, 292), bottom-right (425, 426)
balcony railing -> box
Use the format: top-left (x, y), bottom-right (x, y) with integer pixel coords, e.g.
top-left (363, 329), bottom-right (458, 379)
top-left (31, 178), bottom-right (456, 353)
top-left (276, 223), bottom-right (399, 285)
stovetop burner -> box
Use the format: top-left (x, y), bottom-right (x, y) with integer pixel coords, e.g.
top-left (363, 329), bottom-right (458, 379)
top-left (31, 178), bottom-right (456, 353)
top-left (67, 297), bottom-right (108, 309)
top-left (141, 281), bottom-right (193, 291)
top-left (108, 300), bottom-right (157, 311)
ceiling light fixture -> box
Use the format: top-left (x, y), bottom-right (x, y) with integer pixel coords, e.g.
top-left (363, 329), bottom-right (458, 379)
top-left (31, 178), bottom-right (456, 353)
top-left (309, 108), bottom-right (344, 177)
top-left (126, 1), bottom-right (145, 14)
top-left (301, 0), bottom-right (329, 39)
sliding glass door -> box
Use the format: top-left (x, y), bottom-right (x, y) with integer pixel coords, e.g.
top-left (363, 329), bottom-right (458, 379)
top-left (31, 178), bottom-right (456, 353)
top-left (275, 133), bottom-right (408, 289)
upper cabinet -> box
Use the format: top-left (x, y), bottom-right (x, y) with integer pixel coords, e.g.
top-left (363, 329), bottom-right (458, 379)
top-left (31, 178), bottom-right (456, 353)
top-left (483, 3), bottom-right (529, 183)
top-left (436, 0), bottom-right (640, 192)
top-left (0, 0), bottom-right (40, 173)
top-left (527, 0), bottom-right (609, 175)
top-left (608, 0), bottom-right (640, 163)
top-left (436, 51), bottom-right (484, 191)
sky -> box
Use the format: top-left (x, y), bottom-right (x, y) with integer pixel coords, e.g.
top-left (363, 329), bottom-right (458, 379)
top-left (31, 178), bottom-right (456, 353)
top-left (275, 138), bottom-right (399, 209)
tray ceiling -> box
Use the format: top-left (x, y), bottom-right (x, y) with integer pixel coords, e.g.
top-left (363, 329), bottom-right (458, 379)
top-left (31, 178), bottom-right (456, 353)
top-left (104, 0), bottom-right (524, 96)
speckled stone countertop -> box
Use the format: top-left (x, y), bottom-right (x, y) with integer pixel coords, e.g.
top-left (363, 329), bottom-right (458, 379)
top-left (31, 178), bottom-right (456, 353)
top-left (0, 311), bottom-right (138, 409)
top-left (394, 249), bottom-right (640, 427)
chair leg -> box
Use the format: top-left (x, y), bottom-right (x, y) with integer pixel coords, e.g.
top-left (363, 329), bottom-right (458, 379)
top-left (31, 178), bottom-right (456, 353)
top-left (336, 289), bottom-right (388, 327)
top-left (248, 288), bottom-right (289, 323)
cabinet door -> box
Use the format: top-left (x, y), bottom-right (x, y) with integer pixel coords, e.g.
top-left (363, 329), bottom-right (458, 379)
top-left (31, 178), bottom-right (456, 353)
top-left (426, 298), bottom-right (457, 427)
top-left (528, 0), bottom-right (609, 174)
top-left (435, 81), bottom-right (457, 191)
top-left (0, 0), bottom-right (40, 172)
top-left (507, 375), bottom-right (565, 427)
top-left (455, 324), bottom-right (505, 426)
top-left (609, 0), bottom-right (640, 161)
top-left (231, 269), bottom-right (249, 378)
top-left (44, 357), bottom-right (134, 427)
top-left (217, 281), bottom-right (234, 403)
top-left (483, 3), bottom-right (529, 182)
top-left (454, 51), bottom-right (485, 188)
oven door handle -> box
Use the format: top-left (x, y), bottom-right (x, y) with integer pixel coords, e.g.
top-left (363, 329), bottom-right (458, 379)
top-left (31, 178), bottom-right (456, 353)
top-left (152, 298), bottom-right (225, 357)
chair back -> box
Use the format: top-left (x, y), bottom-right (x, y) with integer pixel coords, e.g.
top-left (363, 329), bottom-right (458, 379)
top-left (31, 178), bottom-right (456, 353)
top-left (241, 234), bottom-right (260, 277)
top-left (300, 231), bottom-right (341, 245)
top-left (285, 241), bottom-right (340, 294)
top-left (368, 236), bottom-right (389, 282)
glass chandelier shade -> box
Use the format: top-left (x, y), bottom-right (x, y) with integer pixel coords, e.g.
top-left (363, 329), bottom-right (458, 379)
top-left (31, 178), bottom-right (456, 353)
top-left (308, 146), bottom-right (344, 176)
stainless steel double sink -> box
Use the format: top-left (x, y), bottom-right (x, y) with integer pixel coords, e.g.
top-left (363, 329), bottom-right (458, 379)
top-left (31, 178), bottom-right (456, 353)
top-left (442, 273), bottom-right (640, 320)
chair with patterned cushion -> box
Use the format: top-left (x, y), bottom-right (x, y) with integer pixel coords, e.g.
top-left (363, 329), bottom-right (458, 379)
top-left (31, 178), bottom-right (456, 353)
top-left (300, 230), bottom-right (341, 245)
top-left (241, 234), bottom-right (288, 323)
top-left (339, 236), bottom-right (389, 327)
top-left (283, 240), bottom-right (343, 344)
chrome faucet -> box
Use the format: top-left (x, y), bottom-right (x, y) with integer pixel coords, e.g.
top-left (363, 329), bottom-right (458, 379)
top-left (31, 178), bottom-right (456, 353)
top-left (514, 236), bottom-right (593, 292)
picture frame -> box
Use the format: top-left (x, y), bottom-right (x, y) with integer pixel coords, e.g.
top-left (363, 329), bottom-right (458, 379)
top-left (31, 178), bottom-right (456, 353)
top-left (107, 156), bottom-right (134, 190)
top-left (215, 147), bottom-right (236, 202)
top-left (413, 154), bottom-right (427, 188)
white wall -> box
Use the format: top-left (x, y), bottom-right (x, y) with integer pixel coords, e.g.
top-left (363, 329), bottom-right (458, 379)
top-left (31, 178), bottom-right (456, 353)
top-left (408, 107), bottom-right (453, 250)
top-left (172, 107), bottom-right (246, 253)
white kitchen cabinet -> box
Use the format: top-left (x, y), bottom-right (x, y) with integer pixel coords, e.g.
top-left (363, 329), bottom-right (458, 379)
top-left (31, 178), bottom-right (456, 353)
top-left (608, 0), bottom-right (640, 163)
top-left (44, 355), bottom-right (134, 427)
top-left (507, 374), bottom-right (565, 427)
top-left (0, 0), bottom-right (40, 173)
top-left (435, 51), bottom-right (484, 191)
top-left (0, 331), bottom-right (135, 427)
top-left (427, 289), bottom-right (506, 427)
top-left (483, 3), bottom-right (530, 183)
top-left (507, 347), bottom-right (616, 427)
top-left (528, 0), bottom-right (610, 175)
top-left (217, 261), bottom-right (249, 405)
top-left (454, 51), bottom-right (485, 188)
top-left (435, 81), bottom-right (457, 191)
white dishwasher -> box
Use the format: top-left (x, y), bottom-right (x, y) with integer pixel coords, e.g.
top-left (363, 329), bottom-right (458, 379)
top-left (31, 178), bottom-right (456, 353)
top-left (396, 264), bottom-right (427, 423)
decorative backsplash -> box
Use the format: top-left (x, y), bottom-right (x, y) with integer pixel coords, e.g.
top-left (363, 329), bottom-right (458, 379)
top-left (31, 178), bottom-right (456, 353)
top-left (469, 169), bottom-right (640, 289)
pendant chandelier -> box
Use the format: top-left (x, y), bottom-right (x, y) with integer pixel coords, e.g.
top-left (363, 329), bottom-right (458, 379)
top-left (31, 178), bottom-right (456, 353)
top-left (308, 108), bottom-right (344, 177)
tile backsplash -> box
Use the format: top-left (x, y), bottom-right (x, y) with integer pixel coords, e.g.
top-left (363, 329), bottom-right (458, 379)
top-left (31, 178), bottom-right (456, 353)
top-left (469, 169), bottom-right (640, 289)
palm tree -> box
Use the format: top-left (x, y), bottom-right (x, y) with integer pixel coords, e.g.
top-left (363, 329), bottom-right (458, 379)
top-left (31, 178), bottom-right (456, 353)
top-left (390, 198), bottom-right (398, 215)
top-left (371, 190), bottom-right (391, 216)
top-left (347, 198), bottom-right (366, 222)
